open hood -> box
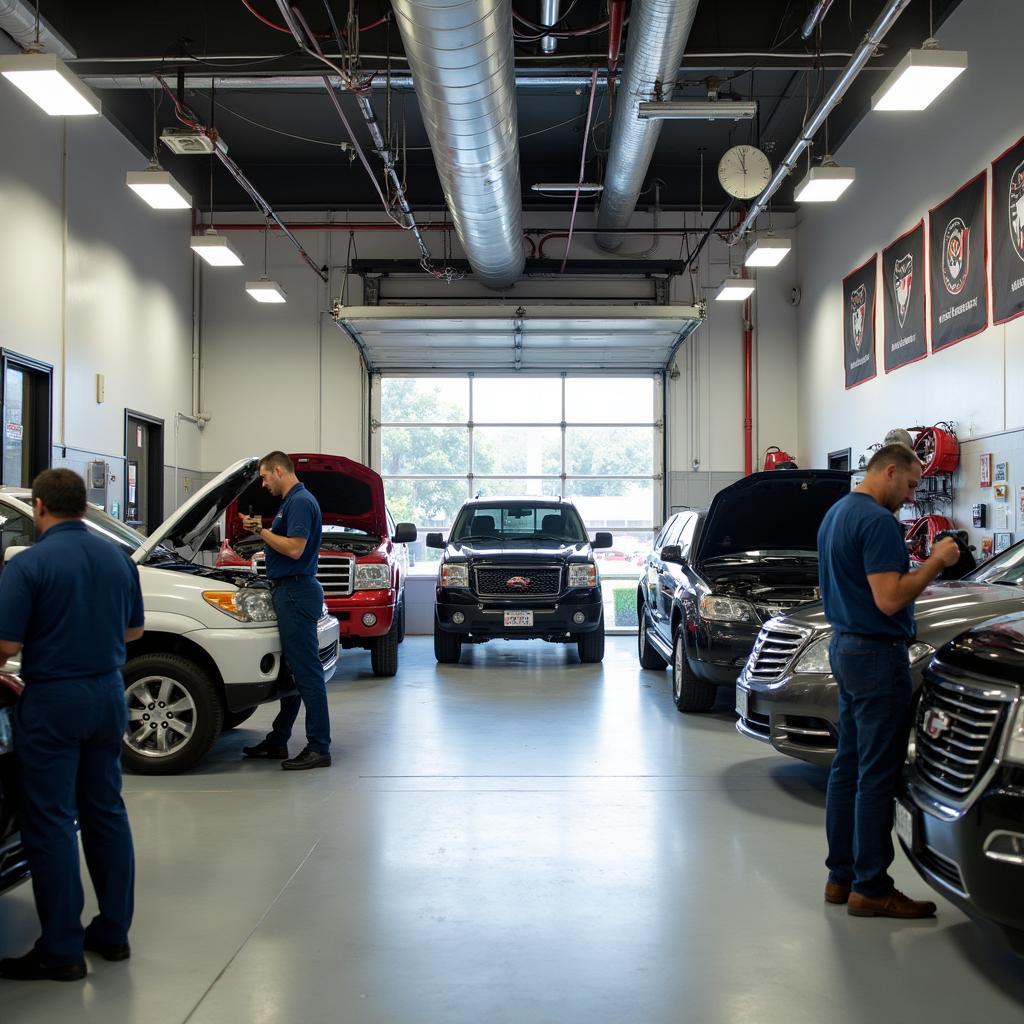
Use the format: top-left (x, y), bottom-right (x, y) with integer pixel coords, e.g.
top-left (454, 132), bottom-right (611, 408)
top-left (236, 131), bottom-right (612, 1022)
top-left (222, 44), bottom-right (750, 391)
top-left (135, 458), bottom-right (260, 564)
top-left (692, 470), bottom-right (851, 565)
top-left (224, 453), bottom-right (389, 544)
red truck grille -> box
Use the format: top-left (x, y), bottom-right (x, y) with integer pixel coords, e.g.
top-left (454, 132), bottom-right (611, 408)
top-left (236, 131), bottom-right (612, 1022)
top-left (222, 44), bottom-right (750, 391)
top-left (253, 554), bottom-right (356, 597)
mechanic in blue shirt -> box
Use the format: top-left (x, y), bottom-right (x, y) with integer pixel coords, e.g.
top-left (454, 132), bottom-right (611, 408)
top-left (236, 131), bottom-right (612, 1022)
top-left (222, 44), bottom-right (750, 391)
top-left (240, 451), bottom-right (331, 770)
top-left (817, 443), bottom-right (959, 920)
top-left (0, 469), bottom-right (143, 982)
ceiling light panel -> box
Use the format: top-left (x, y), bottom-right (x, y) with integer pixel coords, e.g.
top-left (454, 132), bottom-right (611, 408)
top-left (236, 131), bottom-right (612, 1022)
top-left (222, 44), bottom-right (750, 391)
top-left (0, 52), bottom-right (100, 116)
top-left (872, 48), bottom-right (967, 111)
top-left (190, 233), bottom-right (244, 267)
top-left (715, 278), bottom-right (756, 302)
top-left (638, 100), bottom-right (757, 121)
top-left (246, 279), bottom-right (287, 303)
top-left (126, 169), bottom-right (191, 210)
top-left (794, 166), bottom-right (855, 203)
top-left (744, 238), bottom-right (792, 267)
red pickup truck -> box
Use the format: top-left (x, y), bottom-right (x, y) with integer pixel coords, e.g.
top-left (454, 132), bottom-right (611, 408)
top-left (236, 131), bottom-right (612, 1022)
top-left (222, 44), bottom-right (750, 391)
top-left (217, 454), bottom-right (416, 677)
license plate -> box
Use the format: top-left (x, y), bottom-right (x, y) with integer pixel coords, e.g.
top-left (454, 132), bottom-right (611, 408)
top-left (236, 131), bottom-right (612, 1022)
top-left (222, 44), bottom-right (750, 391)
top-left (0, 707), bottom-right (13, 755)
top-left (504, 611), bottom-right (534, 627)
top-left (894, 799), bottom-right (916, 851)
top-left (736, 685), bottom-right (749, 720)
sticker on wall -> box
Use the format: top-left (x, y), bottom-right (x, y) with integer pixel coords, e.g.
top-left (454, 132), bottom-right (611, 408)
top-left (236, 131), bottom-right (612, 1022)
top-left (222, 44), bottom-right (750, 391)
top-left (995, 461), bottom-right (1009, 483)
top-left (928, 171), bottom-right (989, 351)
top-left (995, 483), bottom-right (1009, 500)
top-left (882, 221), bottom-right (927, 372)
top-left (842, 253), bottom-right (878, 389)
top-left (994, 531), bottom-right (1014, 554)
top-left (991, 133), bottom-right (1024, 325)
top-left (980, 453), bottom-right (992, 487)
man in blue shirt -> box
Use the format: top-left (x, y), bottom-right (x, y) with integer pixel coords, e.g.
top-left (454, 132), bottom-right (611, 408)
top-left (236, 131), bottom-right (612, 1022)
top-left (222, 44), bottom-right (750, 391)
top-left (240, 451), bottom-right (331, 770)
top-left (0, 469), bottom-right (144, 982)
top-left (817, 443), bottom-right (959, 919)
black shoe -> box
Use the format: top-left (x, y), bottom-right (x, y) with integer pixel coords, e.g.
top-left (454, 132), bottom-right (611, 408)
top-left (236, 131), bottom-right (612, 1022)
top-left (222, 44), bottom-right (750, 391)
top-left (281, 746), bottom-right (332, 771)
top-left (243, 740), bottom-right (289, 760)
top-left (83, 931), bottom-right (131, 962)
top-left (0, 950), bottom-right (87, 982)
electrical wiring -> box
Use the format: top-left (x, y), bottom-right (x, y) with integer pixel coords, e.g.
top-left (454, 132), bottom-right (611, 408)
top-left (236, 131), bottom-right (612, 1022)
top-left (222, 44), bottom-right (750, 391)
top-left (238, 0), bottom-right (384, 38)
top-left (512, 10), bottom-right (613, 39)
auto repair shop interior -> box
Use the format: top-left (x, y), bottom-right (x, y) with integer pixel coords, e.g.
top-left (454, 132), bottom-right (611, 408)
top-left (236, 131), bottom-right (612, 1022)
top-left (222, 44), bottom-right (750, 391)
top-left (1, 0), bottom-right (1023, 1021)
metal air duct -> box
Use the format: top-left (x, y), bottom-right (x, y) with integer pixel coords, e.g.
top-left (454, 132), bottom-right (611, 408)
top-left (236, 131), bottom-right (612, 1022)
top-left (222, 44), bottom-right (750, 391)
top-left (0, 0), bottom-right (75, 58)
top-left (595, 0), bottom-right (700, 252)
top-left (390, 0), bottom-right (525, 289)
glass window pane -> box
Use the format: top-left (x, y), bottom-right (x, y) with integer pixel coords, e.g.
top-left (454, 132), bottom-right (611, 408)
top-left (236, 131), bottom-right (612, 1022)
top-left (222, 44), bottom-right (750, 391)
top-left (565, 479), bottom-right (655, 530)
top-left (384, 478), bottom-right (468, 577)
top-left (381, 426), bottom-right (468, 476)
top-left (565, 377), bottom-right (654, 423)
top-left (380, 377), bottom-right (468, 423)
top-left (473, 478), bottom-right (562, 500)
top-left (473, 427), bottom-right (561, 476)
top-left (565, 427), bottom-right (653, 476)
top-left (473, 377), bottom-right (562, 423)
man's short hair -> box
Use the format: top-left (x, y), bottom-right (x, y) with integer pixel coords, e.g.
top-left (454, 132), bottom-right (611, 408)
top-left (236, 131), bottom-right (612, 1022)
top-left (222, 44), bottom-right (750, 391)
top-left (259, 450), bottom-right (294, 475)
top-left (32, 468), bottom-right (87, 518)
top-left (866, 443), bottom-right (921, 475)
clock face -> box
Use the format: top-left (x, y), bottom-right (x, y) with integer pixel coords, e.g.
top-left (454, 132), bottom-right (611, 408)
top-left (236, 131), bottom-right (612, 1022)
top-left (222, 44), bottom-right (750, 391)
top-left (718, 145), bottom-right (772, 200)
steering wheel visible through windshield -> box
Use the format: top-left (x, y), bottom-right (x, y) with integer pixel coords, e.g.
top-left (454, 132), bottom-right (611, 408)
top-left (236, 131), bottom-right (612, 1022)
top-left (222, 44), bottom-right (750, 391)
top-left (451, 504), bottom-right (588, 545)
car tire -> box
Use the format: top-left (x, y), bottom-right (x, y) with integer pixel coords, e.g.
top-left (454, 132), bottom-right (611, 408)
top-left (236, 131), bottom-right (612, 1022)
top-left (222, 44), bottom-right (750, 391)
top-left (671, 627), bottom-right (716, 713)
top-left (577, 619), bottom-right (605, 664)
top-left (122, 654), bottom-right (224, 775)
top-left (434, 620), bottom-right (462, 664)
top-left (221, 707), bottom-right (257, 732)
top-left (371, 622), bottom-right (399, 677)
top-left (637, 605), bottom-right (668, 670)
top-left (396, 596), bottom-right (406, 645)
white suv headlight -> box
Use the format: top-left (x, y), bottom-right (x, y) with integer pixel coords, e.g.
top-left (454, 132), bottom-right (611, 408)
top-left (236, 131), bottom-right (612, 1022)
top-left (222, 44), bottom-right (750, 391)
top-left (795, 636), bottom-right (832, 674)
top-left (908, 642), bottom-right (934, 665)
top-left (699, 595), bottom-right (756, 623)
top-left (1006, 702), bottom-right (1024, 766)
top-left (202, 588), bottom-right (277, 623)
top-left (354, 563), bottom-right (390, 591)
top-left (440, 562), bottom-right (469, 588)
top-left (568, 563), bottom-right (598, 588)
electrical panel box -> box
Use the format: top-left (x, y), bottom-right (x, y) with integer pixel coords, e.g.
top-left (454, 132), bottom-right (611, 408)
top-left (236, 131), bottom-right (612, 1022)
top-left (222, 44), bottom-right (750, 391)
top-left (86, 460), bottom-right (108, 510)
top-left (972, 503), bottom-right (986, 528)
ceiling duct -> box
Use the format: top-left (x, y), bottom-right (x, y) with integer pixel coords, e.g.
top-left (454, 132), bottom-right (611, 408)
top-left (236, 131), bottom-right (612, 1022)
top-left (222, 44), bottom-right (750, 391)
top-left (390, 0), bottom-right (524, 289)
top-left (0, 0), bottom-right (75, 59)
top-left (596, 0), bottom-right (700, 252)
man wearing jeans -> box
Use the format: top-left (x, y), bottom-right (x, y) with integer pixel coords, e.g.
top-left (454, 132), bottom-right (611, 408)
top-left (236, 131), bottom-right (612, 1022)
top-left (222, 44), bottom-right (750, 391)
top-left (817, 443), bottom-right (959, 918)
top-left (241, 452), bottom-right (331, 770)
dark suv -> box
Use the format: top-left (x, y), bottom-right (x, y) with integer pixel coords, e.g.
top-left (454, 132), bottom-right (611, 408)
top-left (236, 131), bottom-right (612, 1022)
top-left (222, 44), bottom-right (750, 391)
top-left (898, 614), bottom-right (1024, 951)
top-left (427, 498), bottom-right (611, 664)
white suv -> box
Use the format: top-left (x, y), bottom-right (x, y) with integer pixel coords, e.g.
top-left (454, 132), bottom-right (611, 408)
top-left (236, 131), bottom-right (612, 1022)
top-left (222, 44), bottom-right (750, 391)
top-left (0, 458), bottom-right (339, 774)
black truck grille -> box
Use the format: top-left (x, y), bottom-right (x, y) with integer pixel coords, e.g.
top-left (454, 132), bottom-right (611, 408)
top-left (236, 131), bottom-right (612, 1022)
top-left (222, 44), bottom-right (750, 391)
top-left (474, 565), bottom-right (562, 598)
top-left (913, 670), bottom-right (1011, 801)
top-left (745, 621), bottom-right (813, 682)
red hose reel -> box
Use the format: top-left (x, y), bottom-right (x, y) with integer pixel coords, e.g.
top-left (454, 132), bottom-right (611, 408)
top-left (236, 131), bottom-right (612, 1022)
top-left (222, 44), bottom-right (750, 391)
top-left (911, 425), bottom-right (959, 476)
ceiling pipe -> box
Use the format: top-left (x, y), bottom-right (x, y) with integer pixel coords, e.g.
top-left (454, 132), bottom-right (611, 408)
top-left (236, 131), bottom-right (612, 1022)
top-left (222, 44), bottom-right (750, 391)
top-left (540, 0), bottom-right (560, 55)
top-left (801, 0), bottom-right (836, 40)
top-left (595, 0), bottom-right (700, 252)
top-left (0, 0), bottom-right (75, 58)
top-left (80, 73), bottom-right (612, 91)
top-left (390, 0), bottom-right (525, 289)
top-left (727, 0), bottom-right (912, 246)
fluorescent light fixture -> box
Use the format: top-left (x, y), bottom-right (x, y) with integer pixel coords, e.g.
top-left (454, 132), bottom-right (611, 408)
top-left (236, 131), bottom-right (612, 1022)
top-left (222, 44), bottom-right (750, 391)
top-left (126, 168), bottom-right (192, 210)
top-left (530, 182), bottom-right (604, 193)
top-left (638, 100), bottom-right (757, 121)
top-left (744, 237), bottom-right (792, 267)
top-left (245, 278), bottom-right (287, 303)
top-left (0, 51), bottom-right (100, 116)
top-left (190, 232), bottom-right (243, 267)
top-left (794, 165), bottom-right (855, 202)
top-left (872, 47), bottom-right (967, 111)
top-left (714, 277), bottom-right (756, 302)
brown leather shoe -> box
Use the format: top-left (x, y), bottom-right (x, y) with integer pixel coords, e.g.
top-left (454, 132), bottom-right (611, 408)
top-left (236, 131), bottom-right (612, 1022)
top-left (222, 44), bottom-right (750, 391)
top-left (824, 880), bottom-right (851, 904)
top-left (847, 888), bottom-right (937, 919)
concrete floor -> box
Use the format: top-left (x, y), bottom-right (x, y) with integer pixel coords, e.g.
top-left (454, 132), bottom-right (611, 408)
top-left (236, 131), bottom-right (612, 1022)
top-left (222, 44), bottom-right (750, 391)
top-left (1, 636), bottom-right (1023, 1023)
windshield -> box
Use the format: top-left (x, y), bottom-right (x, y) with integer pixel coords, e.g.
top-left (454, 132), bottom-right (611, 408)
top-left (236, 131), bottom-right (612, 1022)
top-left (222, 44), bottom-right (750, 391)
top-left (965, 540), bottom-right (1024, 585)
top-left (451, 504), bottom-right (588, 544)
top-left (83, 505), bottom-right (151, 555)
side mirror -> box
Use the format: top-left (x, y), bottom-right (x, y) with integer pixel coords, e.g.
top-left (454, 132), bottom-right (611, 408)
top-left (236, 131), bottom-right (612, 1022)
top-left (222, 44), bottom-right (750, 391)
top-left (592, 532), bottom-right (613, 550)
top-left (660, 544), bottom-right (684, 565)
top-left (425, 532), bottom-right (446, 550)
top-left (392, 522), bottom-right (417, 544)
top-left (3, 546), bottom-right (28, 563)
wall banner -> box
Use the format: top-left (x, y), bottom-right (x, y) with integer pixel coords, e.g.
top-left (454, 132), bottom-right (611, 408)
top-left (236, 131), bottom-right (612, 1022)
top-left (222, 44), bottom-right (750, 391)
top-left (929, 171), bottom-right (989, 351)
top-left (991, 134), bottom-right (1024, 325)
top-left (882, 220), bottom-right (927, 372)
top-left (843, 253), bottom-right (877, 389)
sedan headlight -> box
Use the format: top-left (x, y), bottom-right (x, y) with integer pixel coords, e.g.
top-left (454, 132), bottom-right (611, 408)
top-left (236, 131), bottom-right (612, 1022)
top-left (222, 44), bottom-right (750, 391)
top-left (699, 595), bottom-right (756, 623)
top-left (908, 642), bottom-right (934, 665)
top-left (440, 562), bottom-right (469, 588)
top-left (568, 563), bottom-right (598, 588)
top-left (203, 588), bottom-right (277, 623)
top-left (1006, 703), bottom-right (1024, 766)
top-left (354, 563), bottom-right (390, 591)
top-left (795, 636), bottom-right (832, 674)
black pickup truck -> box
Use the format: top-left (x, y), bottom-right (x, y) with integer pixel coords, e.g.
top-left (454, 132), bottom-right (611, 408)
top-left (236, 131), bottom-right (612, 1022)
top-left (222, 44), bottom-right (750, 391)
top-left (427, 498), bottom-right (611, 664)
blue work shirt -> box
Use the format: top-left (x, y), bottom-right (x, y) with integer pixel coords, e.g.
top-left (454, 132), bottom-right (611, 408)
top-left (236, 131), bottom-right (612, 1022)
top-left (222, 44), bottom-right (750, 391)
top-left (0, 519), bottom-right (145, 684)
top-left (817, 492), bottom-right (915, 640)
top-left (265, 482), bottom-right (322, 580)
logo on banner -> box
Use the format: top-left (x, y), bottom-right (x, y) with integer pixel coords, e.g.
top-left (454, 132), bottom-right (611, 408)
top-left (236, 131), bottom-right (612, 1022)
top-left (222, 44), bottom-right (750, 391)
top-left (850, 283), bottom-right (867, 351)
top-left (894, 254), bottom-right (914, 327)
top-left (1010, 160), bottom-right (1024, 263)
top-left (942, 216), bottom-right (970, 294)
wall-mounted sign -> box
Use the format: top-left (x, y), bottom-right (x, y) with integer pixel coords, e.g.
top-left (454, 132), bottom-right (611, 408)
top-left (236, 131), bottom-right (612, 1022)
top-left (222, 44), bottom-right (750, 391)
top-left (980, 452), bottom-right (992, 487)
top-left (929, 172), bottom-right (989, 351)
top-left (991, 133), bottom-right (1024, 325)
top-left (843, 254), bottom-right (878, 389)
top-left (882, 220), bottom-right (927, 372)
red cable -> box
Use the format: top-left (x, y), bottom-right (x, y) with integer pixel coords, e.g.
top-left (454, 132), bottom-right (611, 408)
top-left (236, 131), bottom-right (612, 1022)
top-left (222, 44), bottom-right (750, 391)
top-left (238, 1), bottom-right (383, 39)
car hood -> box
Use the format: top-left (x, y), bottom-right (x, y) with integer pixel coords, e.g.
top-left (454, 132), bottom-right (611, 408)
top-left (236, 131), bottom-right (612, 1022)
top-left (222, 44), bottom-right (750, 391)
top-left (446, 542), bottom-right (591, 560)
top-left (135, 458), bottom-right (259, 565)
top-left (779, 581), bottom-right (1024, 639)
top-left (692, 469), bottom-right (851, 565)
top-left (225, 453), bottom-right (388, 543)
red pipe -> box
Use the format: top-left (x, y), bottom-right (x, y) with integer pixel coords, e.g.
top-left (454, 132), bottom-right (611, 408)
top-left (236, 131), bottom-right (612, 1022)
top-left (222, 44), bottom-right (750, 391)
top-left (607, 1), bottom-right (625, 75)
top-left (742, 267), bottom-right (753, 475)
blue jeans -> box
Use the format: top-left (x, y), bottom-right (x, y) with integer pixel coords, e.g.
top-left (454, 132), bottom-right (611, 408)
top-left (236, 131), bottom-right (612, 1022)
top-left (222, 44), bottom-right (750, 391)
top-left (266, 575), bottom-right (331, 754)
top-left (826, 635), bottom-right (913, 897)
top-left (14, 674), bottom-right (135, 967)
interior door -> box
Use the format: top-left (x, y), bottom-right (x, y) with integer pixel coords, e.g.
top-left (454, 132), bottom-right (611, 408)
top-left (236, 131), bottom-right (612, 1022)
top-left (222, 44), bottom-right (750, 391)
top-left (125, 412), bottom-right (164, 536)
